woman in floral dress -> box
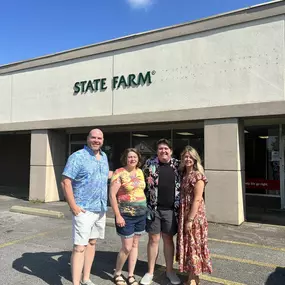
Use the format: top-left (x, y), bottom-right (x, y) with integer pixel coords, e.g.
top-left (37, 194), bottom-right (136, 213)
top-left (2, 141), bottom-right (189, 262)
top-left (176, 146), bottom-right (213, 285)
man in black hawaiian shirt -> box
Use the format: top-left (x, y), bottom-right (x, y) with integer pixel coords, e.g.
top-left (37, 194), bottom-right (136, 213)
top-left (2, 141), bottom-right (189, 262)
top-left (140, 139), bottom-right (181, 285)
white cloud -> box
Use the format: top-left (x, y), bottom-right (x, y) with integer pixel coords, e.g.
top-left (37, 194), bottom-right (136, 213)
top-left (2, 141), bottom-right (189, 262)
top-left (126, 0), bottom-right (153, 9)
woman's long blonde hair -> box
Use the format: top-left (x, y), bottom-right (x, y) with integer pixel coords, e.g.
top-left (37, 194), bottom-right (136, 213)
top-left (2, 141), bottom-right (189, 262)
top-left (180, 145), bottom-right (205, 175)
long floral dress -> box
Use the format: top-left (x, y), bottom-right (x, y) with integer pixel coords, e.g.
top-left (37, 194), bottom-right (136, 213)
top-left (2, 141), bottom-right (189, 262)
top-left (176, 171), bottom-right (213, 275)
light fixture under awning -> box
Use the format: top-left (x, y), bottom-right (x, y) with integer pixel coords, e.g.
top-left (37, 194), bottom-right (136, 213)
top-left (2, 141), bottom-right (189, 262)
top-left (132, 133), bottom-right (149, 137)
top-left (176, 132), bottom-right (194, 136)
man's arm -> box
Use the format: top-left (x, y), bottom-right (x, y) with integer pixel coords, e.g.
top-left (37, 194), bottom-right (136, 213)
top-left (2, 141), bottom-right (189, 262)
top-left (61, 176), bottom-right (85, 216)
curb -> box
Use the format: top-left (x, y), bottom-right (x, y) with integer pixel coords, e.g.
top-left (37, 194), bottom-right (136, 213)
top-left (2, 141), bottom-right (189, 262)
top-left (10, 205), bottom-right (65, 219)
top-left (106, 217), bottom-right (115, 227)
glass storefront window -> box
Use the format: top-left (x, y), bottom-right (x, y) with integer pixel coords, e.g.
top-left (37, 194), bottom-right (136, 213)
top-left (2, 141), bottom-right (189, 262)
top-left (68, 126), bottom-right (205, 169)
top-left (68, 126), bottom-right (205, 204)
top-left (131, 130), bottom-right (171, 165)
top-left (131, 128), bottom-right (204, 164)
top-left (69, 132), bottom-right (131, 171)
top-left (245, 125), bottom-right (280, 197)
top-left (70, 143), bottom-right (84, 154)
top-left (103, 132), bottom-right (130, 171)
top-left (70, 133), bottom-right (88, 142)
top-left (172, 129), bottom-right (204, 162)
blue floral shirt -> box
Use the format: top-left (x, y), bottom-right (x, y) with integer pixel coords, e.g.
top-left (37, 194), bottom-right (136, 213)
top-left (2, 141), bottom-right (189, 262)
top-left (62, 146), bottom-right (109, 212)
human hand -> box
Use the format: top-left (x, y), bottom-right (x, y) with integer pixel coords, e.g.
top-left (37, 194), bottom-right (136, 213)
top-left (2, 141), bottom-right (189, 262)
top-left (71, 205), bottom-right (86, 216)
top-left (185, 221), bottom-right (193, 234)
top-left (116, 215), bottom-right (126, 227)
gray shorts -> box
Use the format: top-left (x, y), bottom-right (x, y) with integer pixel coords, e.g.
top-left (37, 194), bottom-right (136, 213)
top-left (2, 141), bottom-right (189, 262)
top-left (146, 208), bottom-right (177, 235)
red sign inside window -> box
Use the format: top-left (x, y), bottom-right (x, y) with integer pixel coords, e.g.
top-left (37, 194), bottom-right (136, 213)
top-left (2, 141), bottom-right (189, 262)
top-left (245, 179), bottom-right (280, 191)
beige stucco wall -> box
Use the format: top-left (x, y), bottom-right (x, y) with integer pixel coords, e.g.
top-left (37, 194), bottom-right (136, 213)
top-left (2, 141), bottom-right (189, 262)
top-left (11, 56), bottom-right (113, 122)
top-left (0, 16), bottom-right (284, 125)
top-left (29, 130), bottom-right (66, 202)
top-left (0, 76), bottom-right (12, 123)
top-left (205, 118), bottom-right (245, 225)
top-left (113, 17), bottom-right (284, 114)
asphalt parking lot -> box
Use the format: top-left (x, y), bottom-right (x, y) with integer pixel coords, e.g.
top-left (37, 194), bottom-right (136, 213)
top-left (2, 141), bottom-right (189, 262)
top-left (1, 195), bottom-right (285, 285)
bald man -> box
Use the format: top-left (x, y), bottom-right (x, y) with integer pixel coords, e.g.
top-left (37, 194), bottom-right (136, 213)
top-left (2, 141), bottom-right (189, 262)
top-left (62, 129), bottom-right (112, 285)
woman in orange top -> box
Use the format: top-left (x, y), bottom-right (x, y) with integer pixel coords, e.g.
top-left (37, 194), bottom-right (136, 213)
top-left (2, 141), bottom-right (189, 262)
top-left (109, 148), bottom-right (146, 285)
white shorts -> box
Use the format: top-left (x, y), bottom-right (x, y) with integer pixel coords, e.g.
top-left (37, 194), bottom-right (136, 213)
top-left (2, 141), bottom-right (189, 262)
top-left (72, 211), bottom-right (106, 245)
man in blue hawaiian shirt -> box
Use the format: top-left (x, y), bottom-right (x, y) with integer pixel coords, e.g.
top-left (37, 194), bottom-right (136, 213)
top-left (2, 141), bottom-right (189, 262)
top-left (141, 139), bottom-right (181, 285)
top-left (61, 129), bottom-right (111, 285)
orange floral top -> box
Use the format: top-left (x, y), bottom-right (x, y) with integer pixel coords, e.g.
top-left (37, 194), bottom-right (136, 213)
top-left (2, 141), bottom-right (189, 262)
top-left (111, 168), bottom-right (146, 216)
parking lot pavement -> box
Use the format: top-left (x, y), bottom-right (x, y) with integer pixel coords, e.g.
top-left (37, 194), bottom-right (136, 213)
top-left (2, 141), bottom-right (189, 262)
top-left (1, 206), bottom-right (285, 284)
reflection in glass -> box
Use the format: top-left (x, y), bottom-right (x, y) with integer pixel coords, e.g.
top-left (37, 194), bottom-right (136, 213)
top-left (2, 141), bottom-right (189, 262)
top-left (172, 129), bottom-right (204, 162)
top-left (103, 132), bottom-right (130, 171)
top-left (245, 126), bottom-right (280, 197)
top-left (70, 144), bottom-right (84, 154)
top-left (132, 130), bottom-right (171, 165)
top-left (69, 128), bottom-right (205, 168)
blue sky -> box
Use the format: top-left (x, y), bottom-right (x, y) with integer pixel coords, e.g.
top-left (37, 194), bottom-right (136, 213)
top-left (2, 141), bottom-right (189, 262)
top-left (0, 0), bottom-right (271, 65)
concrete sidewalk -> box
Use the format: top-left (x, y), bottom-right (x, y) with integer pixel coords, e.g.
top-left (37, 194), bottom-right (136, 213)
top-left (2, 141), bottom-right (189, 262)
top-left (1, 201), bottom-right (285, 284)
top-left (0, 194), bottom-right (115, 220)
top-left (2, 194), bottom-right (285, 249)
top-left (3, 193), bottom-right (285, 226)
top-left (2, 194), bottom-right (285, 284)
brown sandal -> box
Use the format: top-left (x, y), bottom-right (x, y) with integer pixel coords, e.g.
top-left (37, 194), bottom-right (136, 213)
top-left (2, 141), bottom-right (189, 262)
top-left (113, 274), bottom-right (127, 285)
top-left (183, 280), bottom-right (196, 285)
top-left (195, 276), bottom-right (200, 285)
top-left (127, 276), bottom-right (139, 285)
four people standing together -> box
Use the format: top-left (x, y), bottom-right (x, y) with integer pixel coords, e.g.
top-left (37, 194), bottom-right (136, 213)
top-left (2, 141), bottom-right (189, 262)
top-left (62, 129), bottom-right (212, 285)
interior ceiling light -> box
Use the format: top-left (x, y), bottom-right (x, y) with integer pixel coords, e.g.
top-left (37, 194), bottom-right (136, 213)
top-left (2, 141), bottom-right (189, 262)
top-left (259, 136), bottom-right (269, 139)
top-left (244, 130), bottom-right (249, 133)
top-left (132, 133), bottom-right (149, 137)
top-left (176, 132), bottom-right (194, 136)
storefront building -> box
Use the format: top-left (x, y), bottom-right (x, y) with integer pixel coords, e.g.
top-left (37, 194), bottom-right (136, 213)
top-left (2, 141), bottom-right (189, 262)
top-left (1, 1), bottom-right (285, 225)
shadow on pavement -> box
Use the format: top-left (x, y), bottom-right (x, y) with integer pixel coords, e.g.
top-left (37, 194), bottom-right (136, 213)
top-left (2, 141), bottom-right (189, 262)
top-left (12, 249), bottom-right (170, 285)
top-left (0, 186), bottom-right (29, 201)
top-left (12, 251), bottom-right (72, 285)
top-left (91, 250), bottom-right (117, 281)
top-left (265, 267), bottom-right (285, 285)
top-left (93, 250), bottom-right (168, 284)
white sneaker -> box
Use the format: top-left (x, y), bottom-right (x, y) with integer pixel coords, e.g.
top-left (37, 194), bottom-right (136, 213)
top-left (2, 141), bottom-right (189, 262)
top-left (140, 273), bottom-right (154, 285)
top-left (81, 280), bottom-right (96, 285)
top-left (166, 271), bottom-right (181, 285)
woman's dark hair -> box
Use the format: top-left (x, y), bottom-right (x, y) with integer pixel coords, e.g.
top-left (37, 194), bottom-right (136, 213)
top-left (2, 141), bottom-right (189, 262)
top-left (120, 148), bottom-right (142, 168)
